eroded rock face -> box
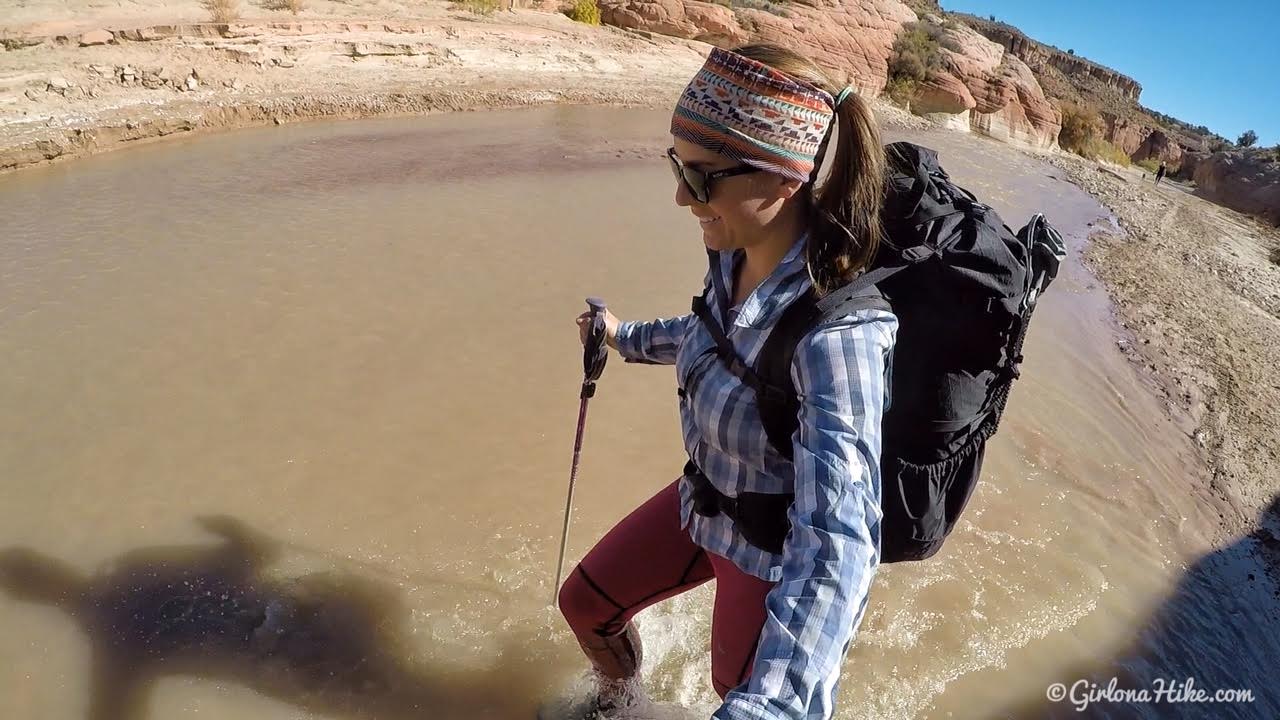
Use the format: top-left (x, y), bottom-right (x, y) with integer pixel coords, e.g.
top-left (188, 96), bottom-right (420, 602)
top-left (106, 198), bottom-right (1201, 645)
top-left (924, 20), bottom-right (1060, 149)
top-left (958, 15), bottom-right (1142, 101)
top-left (1192, 151), bottom-right (1280, 227)
top-left (1132, 129), bottom-right (1182, 167)
top-left (597, 0), bottom-right (915, 93)
top-left (1101, 113), bottom-right (1185, 166)
top-left (598, 0), bottom-right (1059, 148)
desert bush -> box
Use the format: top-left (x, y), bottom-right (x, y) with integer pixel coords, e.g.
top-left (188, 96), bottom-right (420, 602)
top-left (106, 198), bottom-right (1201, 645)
top-left (1237, 129), bottom-right (1258, 148)
top-left (260, 0), bottom-right (305, 13)
top-left (726, 0), bottom-right (789, 15)
top-left (883, 76), bottom-right (918, 108)
top-left (888, 22), bottom-right (952, 85)
top-left (567, 0), bottom-right (599, 24)
top-left (202, 0), bottom-right (241, 23)
top-left (1058, 102), bottom-right (1102, 153)
top-left (452, 0), bottom-right (500, 14)
top-left (1082, 137), bottom-right (1131, 166)
top-left (1135, 157), bottom-right (1162, 174)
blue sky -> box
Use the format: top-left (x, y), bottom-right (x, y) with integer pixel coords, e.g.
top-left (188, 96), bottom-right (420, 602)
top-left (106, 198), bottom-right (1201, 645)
top-left (941, 0), bottom-right (1279, 147)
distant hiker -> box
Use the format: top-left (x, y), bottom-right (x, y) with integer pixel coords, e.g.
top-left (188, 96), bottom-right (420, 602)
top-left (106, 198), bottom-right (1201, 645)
top-left (558, 44), bottom-right (895, 720)
top-left (1155, 161), bottom-right (1167, 186)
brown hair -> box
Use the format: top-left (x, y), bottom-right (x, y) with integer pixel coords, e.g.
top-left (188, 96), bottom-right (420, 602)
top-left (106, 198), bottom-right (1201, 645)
top-left (732, 43), bottom-right (885, 296)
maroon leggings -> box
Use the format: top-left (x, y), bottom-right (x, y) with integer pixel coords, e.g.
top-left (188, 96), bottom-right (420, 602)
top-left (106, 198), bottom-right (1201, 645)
top-left (557, 480), bottom-right (777, 698)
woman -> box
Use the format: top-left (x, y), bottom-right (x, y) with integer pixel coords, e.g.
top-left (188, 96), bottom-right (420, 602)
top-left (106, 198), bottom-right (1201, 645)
top-left (559, 43), bottom-right (897, 720)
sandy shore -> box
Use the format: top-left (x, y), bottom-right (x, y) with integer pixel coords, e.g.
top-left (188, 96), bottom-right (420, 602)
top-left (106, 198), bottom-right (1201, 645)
top-left (1046, 155), bottom-right (1280, 563)
top-left (3, 2), bottom-right (1273, 556)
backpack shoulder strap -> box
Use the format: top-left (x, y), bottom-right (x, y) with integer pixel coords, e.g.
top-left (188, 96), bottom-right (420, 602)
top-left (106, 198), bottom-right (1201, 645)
top-left (755, 280), bottom-right (892, 459)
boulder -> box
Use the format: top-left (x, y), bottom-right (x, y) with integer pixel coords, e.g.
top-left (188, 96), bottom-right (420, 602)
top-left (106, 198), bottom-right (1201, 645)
top-left (1192, 151), bottom-right (1280, 227)
top-left (1132, 129), bottom-right (1183, 167)
top-left (78, 30), bottom-right (114, 46)
top-left (914, 71), bottom-right (975, 114)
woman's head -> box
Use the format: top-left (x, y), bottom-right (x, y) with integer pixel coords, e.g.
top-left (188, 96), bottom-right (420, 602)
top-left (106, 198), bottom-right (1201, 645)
top-left (669, 44), bottom-right (885, 294)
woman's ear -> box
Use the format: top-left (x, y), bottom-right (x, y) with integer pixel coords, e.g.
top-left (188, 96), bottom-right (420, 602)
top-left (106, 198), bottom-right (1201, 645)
top-left (775, 176), bottom-right (805, 200)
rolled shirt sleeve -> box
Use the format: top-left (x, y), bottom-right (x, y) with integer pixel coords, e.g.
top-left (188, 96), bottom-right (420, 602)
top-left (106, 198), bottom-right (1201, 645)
top-left (614, 314), bottom-right (693, 366)
top-left (713, 310), bottom-right (896, 720)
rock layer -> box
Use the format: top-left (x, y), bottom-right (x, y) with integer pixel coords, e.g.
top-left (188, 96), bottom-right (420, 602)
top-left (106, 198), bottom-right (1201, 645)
top-left (1191, 152), bottom-right (1280, 227)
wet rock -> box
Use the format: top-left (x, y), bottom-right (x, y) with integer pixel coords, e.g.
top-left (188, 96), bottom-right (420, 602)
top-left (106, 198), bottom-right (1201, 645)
top-left (79, 30), bottom-right (114, 46)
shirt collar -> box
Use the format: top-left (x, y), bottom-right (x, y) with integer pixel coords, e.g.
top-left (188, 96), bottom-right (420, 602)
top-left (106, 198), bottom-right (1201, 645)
top-left (712, 230), bottom-right (812, 330)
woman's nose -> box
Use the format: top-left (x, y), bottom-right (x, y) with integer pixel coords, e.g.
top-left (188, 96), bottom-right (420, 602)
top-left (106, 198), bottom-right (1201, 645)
top-left (674, 179), bottom-right (693, 207)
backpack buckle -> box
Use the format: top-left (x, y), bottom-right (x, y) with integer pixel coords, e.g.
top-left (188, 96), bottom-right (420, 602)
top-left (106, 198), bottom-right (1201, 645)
top-left (903, 244), bottom-right (934, 263)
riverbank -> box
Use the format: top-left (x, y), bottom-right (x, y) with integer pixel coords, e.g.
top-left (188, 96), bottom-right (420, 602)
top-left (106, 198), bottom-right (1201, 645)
top-left (1047, 152), bottom-right (1280, 559)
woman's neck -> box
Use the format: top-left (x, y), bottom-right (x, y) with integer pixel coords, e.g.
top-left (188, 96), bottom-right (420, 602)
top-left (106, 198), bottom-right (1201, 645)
top-left (738, 204), bottom-right (806, 289)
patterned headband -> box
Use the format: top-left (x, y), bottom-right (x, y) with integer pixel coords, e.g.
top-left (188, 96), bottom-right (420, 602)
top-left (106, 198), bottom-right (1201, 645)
top-left (671, 47), bottom-right (840, 184)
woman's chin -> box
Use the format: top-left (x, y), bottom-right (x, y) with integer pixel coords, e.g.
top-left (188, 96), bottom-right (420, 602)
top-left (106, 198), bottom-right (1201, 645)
top-left (701, 227), bottom-right (727, 251)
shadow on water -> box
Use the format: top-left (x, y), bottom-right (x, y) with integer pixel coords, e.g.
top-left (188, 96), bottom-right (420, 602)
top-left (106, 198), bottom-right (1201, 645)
top-left (994, 495), bottom-right (1280, 719)
top-left (0, 516), bottom-right (552, 720)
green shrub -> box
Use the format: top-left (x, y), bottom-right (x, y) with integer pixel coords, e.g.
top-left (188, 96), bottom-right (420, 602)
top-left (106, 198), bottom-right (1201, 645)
top-left (201, 0), bottom-right (240, 22)
top-left (1237, 129), bottom-right (1258, 148)
top-left (1082, 137), bottom-right (1131, 166)
top-left (567, 0), bottom-right (600, 24)
top-left (728, 0), bottom-right (789, 15)
top-left (1058, 102), bottom-right (1102, 153)
top-left (1134, 157), bottom-right (1161, 174)
top-left (888, 22), bottom-right (950, 85)
top-left (883, 76), bottom-right (917, 107)
top-left (452, 0), bottom-right (499, 15)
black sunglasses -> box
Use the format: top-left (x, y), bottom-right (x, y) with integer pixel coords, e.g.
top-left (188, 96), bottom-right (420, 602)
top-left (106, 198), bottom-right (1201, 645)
top-left (666, 147), bottom-right (760, 204)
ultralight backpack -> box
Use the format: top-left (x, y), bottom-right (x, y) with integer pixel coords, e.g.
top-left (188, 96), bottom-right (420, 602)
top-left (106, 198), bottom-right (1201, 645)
top-left (691, 141), bottom-right (1067, 563)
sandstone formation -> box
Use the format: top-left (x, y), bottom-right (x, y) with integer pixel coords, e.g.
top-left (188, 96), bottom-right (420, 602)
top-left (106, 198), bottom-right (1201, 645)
top-left (597, 0), bottom-right (915, 93)
top-left (914, 20), bottom-right (1060, 149)
top-left (1190, 151), bottom-right (1280, 227)
top-left (598, 0), bottom-right (1058, 148)
top-left (956, 14), bottom-right (1142, 101)
top-left (78, 30), bottom-right (114, 47)
top-left (1131, 129), bottom-right (1182, 167)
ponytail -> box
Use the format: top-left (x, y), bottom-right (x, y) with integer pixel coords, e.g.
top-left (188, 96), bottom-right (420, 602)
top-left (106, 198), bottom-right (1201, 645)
top-left (732, 44), bottom-right (886, 296)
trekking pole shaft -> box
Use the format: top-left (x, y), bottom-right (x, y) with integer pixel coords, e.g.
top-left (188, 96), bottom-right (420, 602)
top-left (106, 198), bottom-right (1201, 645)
top-left (551, 393), bottom-right (591, 605)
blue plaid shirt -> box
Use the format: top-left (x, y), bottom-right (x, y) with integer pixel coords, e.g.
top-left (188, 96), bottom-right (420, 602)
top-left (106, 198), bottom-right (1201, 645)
top-left (614, 233), bottom-right (896, 720)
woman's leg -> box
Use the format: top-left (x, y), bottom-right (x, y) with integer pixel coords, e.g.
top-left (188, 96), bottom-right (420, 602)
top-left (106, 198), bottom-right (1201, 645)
top-left (558, 480), bottom-right (715, 684)
top-left (707, 552), bottom-right (777, 699)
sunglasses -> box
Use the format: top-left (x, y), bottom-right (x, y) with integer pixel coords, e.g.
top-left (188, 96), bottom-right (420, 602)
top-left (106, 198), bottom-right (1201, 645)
top-left (666, 147), bottom-right (760, 204)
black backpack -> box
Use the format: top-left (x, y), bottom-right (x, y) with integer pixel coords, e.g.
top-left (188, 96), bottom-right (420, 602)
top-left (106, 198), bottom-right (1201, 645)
top-left (687, 142), bottom-right (1066, 563)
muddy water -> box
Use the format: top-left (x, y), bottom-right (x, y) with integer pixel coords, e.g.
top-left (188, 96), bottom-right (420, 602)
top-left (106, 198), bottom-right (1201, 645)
top-left (0, 107), bottom-right (1271, 720)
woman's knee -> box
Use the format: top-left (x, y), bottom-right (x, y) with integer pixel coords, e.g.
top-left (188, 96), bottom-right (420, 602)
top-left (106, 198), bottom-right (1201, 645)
top-left (557, 567), bottom-right (618, 635)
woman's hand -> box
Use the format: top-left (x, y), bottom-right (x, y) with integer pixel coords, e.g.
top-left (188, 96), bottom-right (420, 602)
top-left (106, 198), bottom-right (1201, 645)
top-left (576, 308), bottom-right (620, 350)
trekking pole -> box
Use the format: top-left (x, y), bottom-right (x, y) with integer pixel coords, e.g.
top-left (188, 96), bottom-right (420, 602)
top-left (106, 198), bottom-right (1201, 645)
top-left (551, 297), bottom-right (610, 606)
